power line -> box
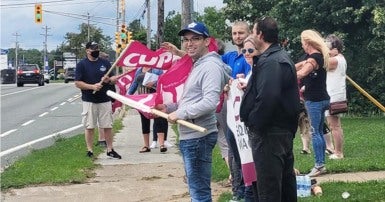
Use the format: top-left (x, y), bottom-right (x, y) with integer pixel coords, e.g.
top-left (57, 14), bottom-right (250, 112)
top-left (0, 0), bottom-right (111, 8)
top-left (44, 10), bottom-right (117, 27)
top-left (129, 1), bottom-right (147, 23)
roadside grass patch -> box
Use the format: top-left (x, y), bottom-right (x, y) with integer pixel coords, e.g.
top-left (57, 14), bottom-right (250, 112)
top-left (1, 118), bottom-right (123, 190)
top-left (217, 117), bottom-right (385, 201)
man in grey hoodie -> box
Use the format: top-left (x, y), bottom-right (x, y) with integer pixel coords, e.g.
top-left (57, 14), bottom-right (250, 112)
top-left (157, 22), bottom-right (230, 202)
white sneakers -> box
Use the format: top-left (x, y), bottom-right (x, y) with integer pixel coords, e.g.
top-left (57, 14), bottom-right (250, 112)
top-left (150, 140), bottom-right (174, 149)
top-left (149, 141), bottom-right (157, 149)
top-left (164, 140), bottom-right (174, 148)
top-left (329, 154), bottom-right (344, 160)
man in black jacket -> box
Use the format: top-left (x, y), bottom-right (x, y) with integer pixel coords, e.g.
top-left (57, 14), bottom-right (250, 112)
top-left (240, 17), bottom-right (300, 202)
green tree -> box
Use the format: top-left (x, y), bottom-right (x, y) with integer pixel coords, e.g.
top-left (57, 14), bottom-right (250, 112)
top-left (7, 48), bottom-right (43, 68)
top-left (163, 11), bottom-right (182, 48)
top-left (162, 8), bottom-right (230, 49)
top-left (61, 23), bottom-right (112, 59)
top-left (127, 19), bottom-right (147, 45)
top-left (196, 7), bottom-right (231, 42)
top-left (223, 0), bottom-right (385, 115)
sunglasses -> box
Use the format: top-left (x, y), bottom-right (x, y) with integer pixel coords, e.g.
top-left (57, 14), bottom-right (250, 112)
top-left (241, 48), bottom-right (255, 54)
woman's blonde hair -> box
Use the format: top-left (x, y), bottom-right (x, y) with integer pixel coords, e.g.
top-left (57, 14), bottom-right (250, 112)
top-left (243, 36), bottom-right (257, 48)
top-left (301, 30), bottom-right (329, 70)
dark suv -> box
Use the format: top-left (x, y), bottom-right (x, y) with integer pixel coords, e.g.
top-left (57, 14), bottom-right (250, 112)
top-left (64, 67), bottom-right (75, 83)
top-left (16, 64), bottom-right (45, 87)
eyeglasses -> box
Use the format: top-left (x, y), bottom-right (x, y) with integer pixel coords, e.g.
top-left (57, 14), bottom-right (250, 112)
top-left (181, 36), bottom-right (204, 44)
top-left (241, 48), bottom-right (255, 54)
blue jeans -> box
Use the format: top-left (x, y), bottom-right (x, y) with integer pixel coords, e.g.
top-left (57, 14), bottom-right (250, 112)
top-left (179, 132), bottom-right (218, 202)
top-left (305, 100), bottom-right (330, 167)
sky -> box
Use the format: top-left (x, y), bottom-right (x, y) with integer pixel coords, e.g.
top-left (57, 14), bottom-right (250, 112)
top-left (0, 0), bottom-right (225, 51)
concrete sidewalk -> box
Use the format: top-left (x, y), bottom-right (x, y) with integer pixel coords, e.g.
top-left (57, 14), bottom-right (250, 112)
top-left (2, 109), bottom-right (385, 202)
top-left (2, 110), bottom-right (227, 202)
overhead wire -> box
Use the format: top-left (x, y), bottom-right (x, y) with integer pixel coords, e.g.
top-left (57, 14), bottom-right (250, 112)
top-left (0, 0), bottom-right (110, 8)
top-left (44, 10), bottom-right (117, 27)
top-left (128, 1), bottom-right (147, 23)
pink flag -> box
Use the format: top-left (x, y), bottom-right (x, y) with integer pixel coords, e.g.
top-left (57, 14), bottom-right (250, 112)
top-left (126, 93), bottom-right (157, 119)
top-left (155, 55), bottom-right (193, 105)
top-left (120, 55), bottom-right (193, 118)
top-left (208, 37), bottom-right (218, 53)
top-left (116, 38), bottom-right (216, 116)
top-left (112, 70), bottom-right (136, 112)
top-left (117, 41), bottom-right (175, 69)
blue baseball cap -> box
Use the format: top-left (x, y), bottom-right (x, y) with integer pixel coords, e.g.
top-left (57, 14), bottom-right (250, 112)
top-left (178, 22), bottom-right (210, 37)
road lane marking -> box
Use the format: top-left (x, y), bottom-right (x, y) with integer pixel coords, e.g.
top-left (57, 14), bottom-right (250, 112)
top-left (50, 107), bottom-right (58, 111)
top-left (60, 102), bottom-right (66, 106)
top-left (21, 120), bottom-right (35, 126)
top-left (0, 129), bottom-right (18, 138)
top-left (68, 94), bottom-right (81, 103)
top-left (0, 124), bottom-right (83, 158)
top-left (39, 112), bottom-right (49, 117)
top-left (1, 87), bottom-right (40, 97)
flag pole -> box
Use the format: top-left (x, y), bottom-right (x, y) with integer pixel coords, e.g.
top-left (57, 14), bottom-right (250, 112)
top-left (93, 41), bottom-right (133, 94)
top-left (107, 90), bottom-right (208, 133)
top-left (346, 75), bottom-right (385, 112)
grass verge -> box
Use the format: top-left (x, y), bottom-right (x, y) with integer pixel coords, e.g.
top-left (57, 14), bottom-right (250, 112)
top-left (1, 118), bottom-right (123, 190)
top-left (217, 117), bottom-right (385, 201)
top-left (1, 116), bottom-right (384, 201)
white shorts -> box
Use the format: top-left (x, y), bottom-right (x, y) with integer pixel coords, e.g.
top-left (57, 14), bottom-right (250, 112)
top-left (81, 101), bottom-right (113, 129)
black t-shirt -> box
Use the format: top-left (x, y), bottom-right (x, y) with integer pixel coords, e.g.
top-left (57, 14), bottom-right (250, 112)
top-left (302, 53), bottom-right (330, 101)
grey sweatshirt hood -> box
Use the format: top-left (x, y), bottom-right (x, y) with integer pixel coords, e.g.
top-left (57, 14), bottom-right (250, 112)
top-left (175, 51), bottom-right (231, 140)
top-left (195, 51), bottom-right (232, 84)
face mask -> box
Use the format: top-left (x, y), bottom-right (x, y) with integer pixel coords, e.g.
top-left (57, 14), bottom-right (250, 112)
top-left (90, 50), bottom-right (100, 58)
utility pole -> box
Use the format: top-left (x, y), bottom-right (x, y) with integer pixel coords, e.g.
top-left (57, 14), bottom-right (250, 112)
top-left (181, 0), bottom-right (194, 28)
top-left (12, 32), bottom-right (20, 68)
top-left (87, 13), bottom-right (90, 42)
top-left (121, 0), bottom-right (126, 26)
top-left (116, 0), bottom-right (120, 74)
top-left (157, 0), bottom-right (164, 47)
top-left (116, 0), bottom-right (126, 74)
top-left (146, 0), bottom-right (151, 48)
top-left (41, 25), bottom-right (51, 72)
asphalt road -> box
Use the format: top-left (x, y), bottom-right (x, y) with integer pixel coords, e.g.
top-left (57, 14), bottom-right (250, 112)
top-left (0, 82), bottom-right (84, 169)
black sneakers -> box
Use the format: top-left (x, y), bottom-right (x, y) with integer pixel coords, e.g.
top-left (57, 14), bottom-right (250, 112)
top-left (107, 149), bottom-right (122, 159)
top-left (87, 151), bottom-right (94, 158)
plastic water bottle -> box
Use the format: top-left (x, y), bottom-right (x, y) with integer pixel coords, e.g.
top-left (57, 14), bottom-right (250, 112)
top-left (297, 175), bottom-right (311, 197)
top-left (303, 175), bottom-right (311, 197)
top-left (296, 175), bottom-right (304, 197)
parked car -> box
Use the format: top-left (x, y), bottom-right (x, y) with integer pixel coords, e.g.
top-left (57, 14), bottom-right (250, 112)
top-left (1, 69), bottom-right (16, 84)
top-left (43, 72), bottom-right (50, 84)
top-left (64, 67), bottom-right (75, 83)
top-left (16, 64), bottom-right (44, 87)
